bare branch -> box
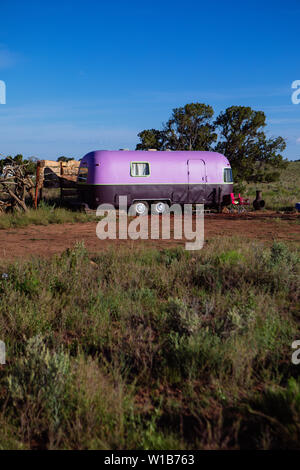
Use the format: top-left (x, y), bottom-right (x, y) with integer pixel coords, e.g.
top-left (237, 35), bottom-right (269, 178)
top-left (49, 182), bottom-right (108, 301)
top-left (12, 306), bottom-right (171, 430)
top-left (0, 158), bottom-right (35, 212)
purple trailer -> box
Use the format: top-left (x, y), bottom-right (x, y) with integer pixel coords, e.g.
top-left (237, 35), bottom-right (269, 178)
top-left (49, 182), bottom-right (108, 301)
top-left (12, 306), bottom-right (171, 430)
top-left (77, 150), bottom-right (233, 214)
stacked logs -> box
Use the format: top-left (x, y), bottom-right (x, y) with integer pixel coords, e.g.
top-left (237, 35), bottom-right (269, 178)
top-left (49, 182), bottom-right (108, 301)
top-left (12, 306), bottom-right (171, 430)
top-left (0, 158), bottom-right (35, 212)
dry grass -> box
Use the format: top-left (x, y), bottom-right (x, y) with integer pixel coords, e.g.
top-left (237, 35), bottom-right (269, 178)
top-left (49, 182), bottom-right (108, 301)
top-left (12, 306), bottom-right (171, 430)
top-left (242, 161), bottom-right (300, 211)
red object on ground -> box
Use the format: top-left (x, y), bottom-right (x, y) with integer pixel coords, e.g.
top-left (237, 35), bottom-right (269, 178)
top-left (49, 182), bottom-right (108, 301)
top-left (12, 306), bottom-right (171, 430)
top-left (230, 193), bottom-right (250, 206)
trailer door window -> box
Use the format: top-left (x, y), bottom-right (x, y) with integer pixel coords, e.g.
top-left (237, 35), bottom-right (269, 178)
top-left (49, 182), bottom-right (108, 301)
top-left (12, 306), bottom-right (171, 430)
top-left (130, 162), bottom-right (150, 177)
top-left (224, 168), bottom-right (233, 183)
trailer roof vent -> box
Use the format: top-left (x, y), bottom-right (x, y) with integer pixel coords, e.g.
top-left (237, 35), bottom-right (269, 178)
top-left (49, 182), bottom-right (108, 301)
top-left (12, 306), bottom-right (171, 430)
top-left (119, 148), bottom-right (129, 151)
top-left (148, 149), bottom-right (157, 151)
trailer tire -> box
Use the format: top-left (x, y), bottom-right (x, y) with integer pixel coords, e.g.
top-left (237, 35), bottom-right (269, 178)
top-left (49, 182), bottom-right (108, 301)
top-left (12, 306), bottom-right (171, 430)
top-left (151, 201), bottom-right (169, 215)
top-left (129, 201), bottom-right (149, 216)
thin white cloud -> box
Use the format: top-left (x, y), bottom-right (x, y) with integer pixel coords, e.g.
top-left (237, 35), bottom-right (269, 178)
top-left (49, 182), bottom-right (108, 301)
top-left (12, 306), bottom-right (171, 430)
top-left (0, 92), bottom-right (298, 159)
top-left (0, 121), bottom-right (137, 142)
top-left (269, 118), bottom-right (300, 124)
top-left (0, 117), bottom-right (139, 159)
top-left (131, 86), bottom-right (292, 104)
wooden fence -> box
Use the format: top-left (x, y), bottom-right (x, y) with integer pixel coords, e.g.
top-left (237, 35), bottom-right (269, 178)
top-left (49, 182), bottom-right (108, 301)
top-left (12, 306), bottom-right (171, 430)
top-left (35, 160), bottom-right (80, 207)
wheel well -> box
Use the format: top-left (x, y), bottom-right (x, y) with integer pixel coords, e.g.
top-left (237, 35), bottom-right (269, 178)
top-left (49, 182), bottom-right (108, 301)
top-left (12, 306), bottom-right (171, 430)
top-left (132, 199), bottom-right (171, 205)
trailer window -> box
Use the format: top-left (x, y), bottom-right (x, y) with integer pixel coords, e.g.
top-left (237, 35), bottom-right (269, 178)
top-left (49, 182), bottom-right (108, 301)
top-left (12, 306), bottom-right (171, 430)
top-left (78, 165), bottom-right (88, 183)
top-left (130, 162), bottom-right (150, 177)
top-left (224, 168), bottom-right (233, 183)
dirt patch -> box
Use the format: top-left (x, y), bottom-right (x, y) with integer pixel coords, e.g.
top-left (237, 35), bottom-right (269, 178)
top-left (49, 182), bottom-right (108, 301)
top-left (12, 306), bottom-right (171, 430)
top-left (0, 212), bottom-right (299, 261)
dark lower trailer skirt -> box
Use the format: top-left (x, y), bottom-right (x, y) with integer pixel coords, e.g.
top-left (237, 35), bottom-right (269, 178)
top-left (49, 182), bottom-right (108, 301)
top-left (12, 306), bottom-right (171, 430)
top-left (77, 184), bottom-right (233, 209)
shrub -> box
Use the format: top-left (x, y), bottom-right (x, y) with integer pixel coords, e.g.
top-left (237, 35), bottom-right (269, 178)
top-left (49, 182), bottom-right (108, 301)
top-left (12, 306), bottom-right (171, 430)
top-left (6, 335), bottom-right (70, 446)
top-left (0, 240), bottom-right (298, 449)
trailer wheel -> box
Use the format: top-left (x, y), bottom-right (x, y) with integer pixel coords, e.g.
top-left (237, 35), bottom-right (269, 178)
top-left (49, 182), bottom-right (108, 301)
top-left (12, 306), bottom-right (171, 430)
top-left (151, 201), bottom-right (169, 215)
top-left (130, 201), bottom-right (149, 216)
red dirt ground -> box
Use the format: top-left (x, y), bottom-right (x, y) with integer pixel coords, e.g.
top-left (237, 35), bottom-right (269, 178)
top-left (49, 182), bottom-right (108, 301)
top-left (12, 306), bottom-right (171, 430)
top-left (0, 212), bottom-right (299, 261)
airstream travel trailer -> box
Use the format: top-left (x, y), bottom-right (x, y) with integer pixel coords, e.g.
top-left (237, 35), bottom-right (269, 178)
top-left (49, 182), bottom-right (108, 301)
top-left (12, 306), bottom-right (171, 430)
top-left (77, 150), bottom-right (233, 214)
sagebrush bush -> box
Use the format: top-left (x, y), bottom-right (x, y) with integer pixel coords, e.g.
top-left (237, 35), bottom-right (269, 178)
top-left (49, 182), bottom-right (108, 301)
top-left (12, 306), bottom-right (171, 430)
top-left (5, 335), bottom-right (70, 446)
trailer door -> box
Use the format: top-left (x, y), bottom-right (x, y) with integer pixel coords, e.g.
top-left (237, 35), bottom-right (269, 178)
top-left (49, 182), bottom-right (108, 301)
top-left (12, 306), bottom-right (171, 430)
top-left (187, 159), bottom-right (206, 203)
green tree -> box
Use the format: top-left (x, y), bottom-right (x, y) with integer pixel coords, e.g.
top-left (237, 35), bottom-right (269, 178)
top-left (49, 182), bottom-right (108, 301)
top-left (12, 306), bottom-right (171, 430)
top-left (136, 129), bottom-right (165, 151)
top-left (164, 103), bottom-right (217, 151)
top-left (0, 154), bottom-right (37, 175)
top-left (24, 156), bottom-right (38, 175)
top-left (136, 103), bottom-right (217, 151)
top-left (214, 106), bottom-right (287, 182)
top-left (57, 156), bottom-right (73, 162)
top-left (13, 154), bottom-right (24, 165)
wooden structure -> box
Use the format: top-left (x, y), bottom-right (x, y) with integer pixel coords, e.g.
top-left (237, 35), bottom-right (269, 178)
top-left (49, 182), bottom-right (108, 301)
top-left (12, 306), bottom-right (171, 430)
top-left (35, 160), bottom-right (80, 207)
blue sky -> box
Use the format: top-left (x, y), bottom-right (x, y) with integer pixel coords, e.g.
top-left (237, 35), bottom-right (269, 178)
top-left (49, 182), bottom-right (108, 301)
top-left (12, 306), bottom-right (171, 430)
top-left (0, 0), bottom-right (299, 160)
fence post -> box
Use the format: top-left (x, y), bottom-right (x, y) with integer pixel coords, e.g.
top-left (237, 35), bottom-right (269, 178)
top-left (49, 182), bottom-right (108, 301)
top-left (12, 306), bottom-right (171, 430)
top-left (60, 161), bottom-right (63, 202)
top-left (34, 162), bottom-right (41, 209)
